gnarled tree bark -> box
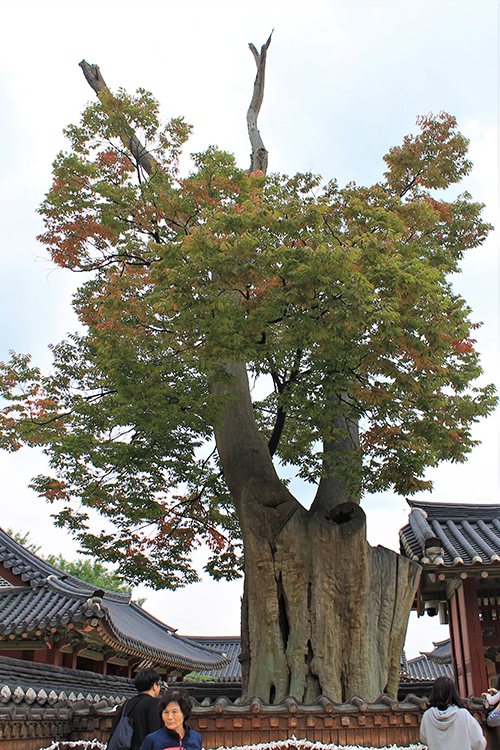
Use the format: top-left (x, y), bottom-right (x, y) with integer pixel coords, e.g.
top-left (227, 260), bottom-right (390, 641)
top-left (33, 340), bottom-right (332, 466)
top-left (80, 39), bottom-right (421, 703)
top-left (211, 359), bottom-right (419, 701)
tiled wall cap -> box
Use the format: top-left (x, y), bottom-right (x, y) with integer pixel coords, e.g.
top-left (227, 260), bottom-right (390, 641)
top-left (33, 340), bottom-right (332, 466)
top-left (12, 686), bottom-right (25, 703)
top-left (25, 687), bottom-right (37, 704)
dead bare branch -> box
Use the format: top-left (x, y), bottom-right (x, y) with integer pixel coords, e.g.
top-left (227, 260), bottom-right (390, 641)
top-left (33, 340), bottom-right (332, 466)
top-left (79, 60), bottom-right (157, 177)
top-left (247, 31), bottom-right (273, 175)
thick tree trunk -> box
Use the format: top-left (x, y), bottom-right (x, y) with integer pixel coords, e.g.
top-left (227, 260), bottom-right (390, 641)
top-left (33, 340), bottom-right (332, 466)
top-left (212, 365), bottom-right (421, 703)
top-left (241, 499), bottom-right (420, 702)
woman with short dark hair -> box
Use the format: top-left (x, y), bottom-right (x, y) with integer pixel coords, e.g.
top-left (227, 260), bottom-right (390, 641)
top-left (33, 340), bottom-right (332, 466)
top-left (158, 689), bottom-right (194, 721)
top-left (140, 687), bottom-right (202, 750)
top-left (420, 676), bottom-right (486, 750)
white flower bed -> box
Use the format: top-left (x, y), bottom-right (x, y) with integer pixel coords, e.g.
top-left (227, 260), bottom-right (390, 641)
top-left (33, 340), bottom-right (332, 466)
top-left (213, 740), bottom-right (426, 750)
top-left (39, 739), bottom-right (426, 750)
top-left (39, 741), bottom-right (107, 750)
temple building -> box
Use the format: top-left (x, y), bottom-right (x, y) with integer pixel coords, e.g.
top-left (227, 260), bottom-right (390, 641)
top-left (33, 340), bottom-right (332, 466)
top-left (399, 499), bottom-right (500, 697)
top-left (403, 638), bottom-right (453, 682)
top-left (0, 526), bottom-right (227, 680)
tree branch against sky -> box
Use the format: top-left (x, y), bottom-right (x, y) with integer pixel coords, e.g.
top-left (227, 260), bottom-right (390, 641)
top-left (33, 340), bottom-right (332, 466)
top-left (0, 1), bottom-right (497, 664)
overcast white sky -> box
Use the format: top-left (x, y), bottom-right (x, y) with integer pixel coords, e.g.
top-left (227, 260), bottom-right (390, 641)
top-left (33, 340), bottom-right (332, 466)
top-left (0, 0), bottom-right (498, 660)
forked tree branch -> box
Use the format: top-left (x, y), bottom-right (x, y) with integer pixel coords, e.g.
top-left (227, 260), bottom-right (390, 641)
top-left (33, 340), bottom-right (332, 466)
top-left (77, 48), bottom-right (292, 516)
top-left (79, 60), bottom-right (158, 177)
top-left (247, 31), bottom-right (273, 175)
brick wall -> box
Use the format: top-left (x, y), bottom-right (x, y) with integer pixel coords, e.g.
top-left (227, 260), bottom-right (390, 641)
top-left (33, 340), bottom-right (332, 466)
top-left (1, 704), bottom-right (499, 750)
top-left (188, 705), bottom-right (498, 749)
top-left (0, 715), bottom-right (112, 750)
top-left (191, 709), bottom-right (421, 748)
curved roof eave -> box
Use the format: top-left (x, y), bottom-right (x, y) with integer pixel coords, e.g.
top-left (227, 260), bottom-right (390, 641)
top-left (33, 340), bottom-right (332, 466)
top-left (0, 526), bottom-right (228, 670)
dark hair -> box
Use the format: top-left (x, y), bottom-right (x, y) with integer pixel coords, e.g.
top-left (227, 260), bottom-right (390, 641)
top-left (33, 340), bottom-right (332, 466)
top-left (428, 676), bottom-right (464, 710)
top-left (495, 674), bottom-right (500, 691)
top-left (158, 688), bottom-right (193, 721)
top-left (134, 668), bottom-right (161, 693)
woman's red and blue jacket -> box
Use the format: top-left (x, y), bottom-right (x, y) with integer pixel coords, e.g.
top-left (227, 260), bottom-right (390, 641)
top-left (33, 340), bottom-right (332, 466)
top-left (140, 724), bottom-right (203, 750)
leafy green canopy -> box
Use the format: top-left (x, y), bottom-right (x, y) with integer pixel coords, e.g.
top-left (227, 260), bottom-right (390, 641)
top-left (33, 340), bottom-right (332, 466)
top-left (0, 89), bottom-right (496, 588)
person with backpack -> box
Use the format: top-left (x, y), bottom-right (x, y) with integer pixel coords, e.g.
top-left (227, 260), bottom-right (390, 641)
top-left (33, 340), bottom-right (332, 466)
top-left (109, 668), bottom-right (163, 750)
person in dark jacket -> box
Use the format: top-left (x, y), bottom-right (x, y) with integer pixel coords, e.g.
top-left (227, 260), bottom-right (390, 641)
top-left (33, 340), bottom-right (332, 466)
top-left (110, 668), bottom-right (163, 750)
top-left (140, 687), bottom-right (202, 750)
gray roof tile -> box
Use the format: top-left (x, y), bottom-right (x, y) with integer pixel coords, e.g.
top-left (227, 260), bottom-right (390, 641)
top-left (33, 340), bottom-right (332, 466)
top-left (404, 639), bottom-right (453, 681)
top-left (421, 638), bottom-right (452, 664)
top-left (186, 636), bottom-right (242, 682)
top-left (406, 654), bottom-right (453, 681)
top-left (0, 654), bottom-right (133, 704)
top-left (400, 500), bottom-right (500, 567)
top-left (0, 527), bottom-right (227, 671)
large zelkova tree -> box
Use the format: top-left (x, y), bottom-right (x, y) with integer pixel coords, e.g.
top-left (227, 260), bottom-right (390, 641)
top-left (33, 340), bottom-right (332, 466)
top-left (0, 38), bottom-right (496, 702)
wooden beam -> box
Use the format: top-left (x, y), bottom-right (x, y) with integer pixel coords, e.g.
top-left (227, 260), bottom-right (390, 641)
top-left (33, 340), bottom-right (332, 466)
top-left (457, 577), bottom-right (488, 695)
top-left (107, 655), bottom-right (130, 666)
top-left (45, 643), bottom-right (62, 667)
top-left (0, 563), bottom-right (27, 587)
top-left (77, 648), bottom-right (105, 661)
top-left (448, 590), bottom-right (466, 694)
top-left (59, 642), bottom-right (75, 653)
top-left (0, 641), bottom-right (47, 650)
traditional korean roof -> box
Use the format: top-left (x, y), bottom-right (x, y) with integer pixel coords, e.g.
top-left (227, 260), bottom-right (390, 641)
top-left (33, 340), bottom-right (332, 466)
top-left (0, 527), bottom-right (227, 672)
top-left (399, 500), bottom-right (500, 568)
top-left (404, 639), bottom-right (453, 682)
top-left (186, 636), bottom-right (242, 682)
top-left (420, 638), bottom-right (452, 664)
top-left (404, 654), bottom-right (453, 682)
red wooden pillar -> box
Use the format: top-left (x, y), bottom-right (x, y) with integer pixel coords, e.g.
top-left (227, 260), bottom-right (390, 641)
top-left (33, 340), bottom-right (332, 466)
top-left (45, 642), bottom-right (62, 667)
top-left (449, 588), bottom-right (466, 694)
top-left (450, 578), bottom-right (488, 696)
